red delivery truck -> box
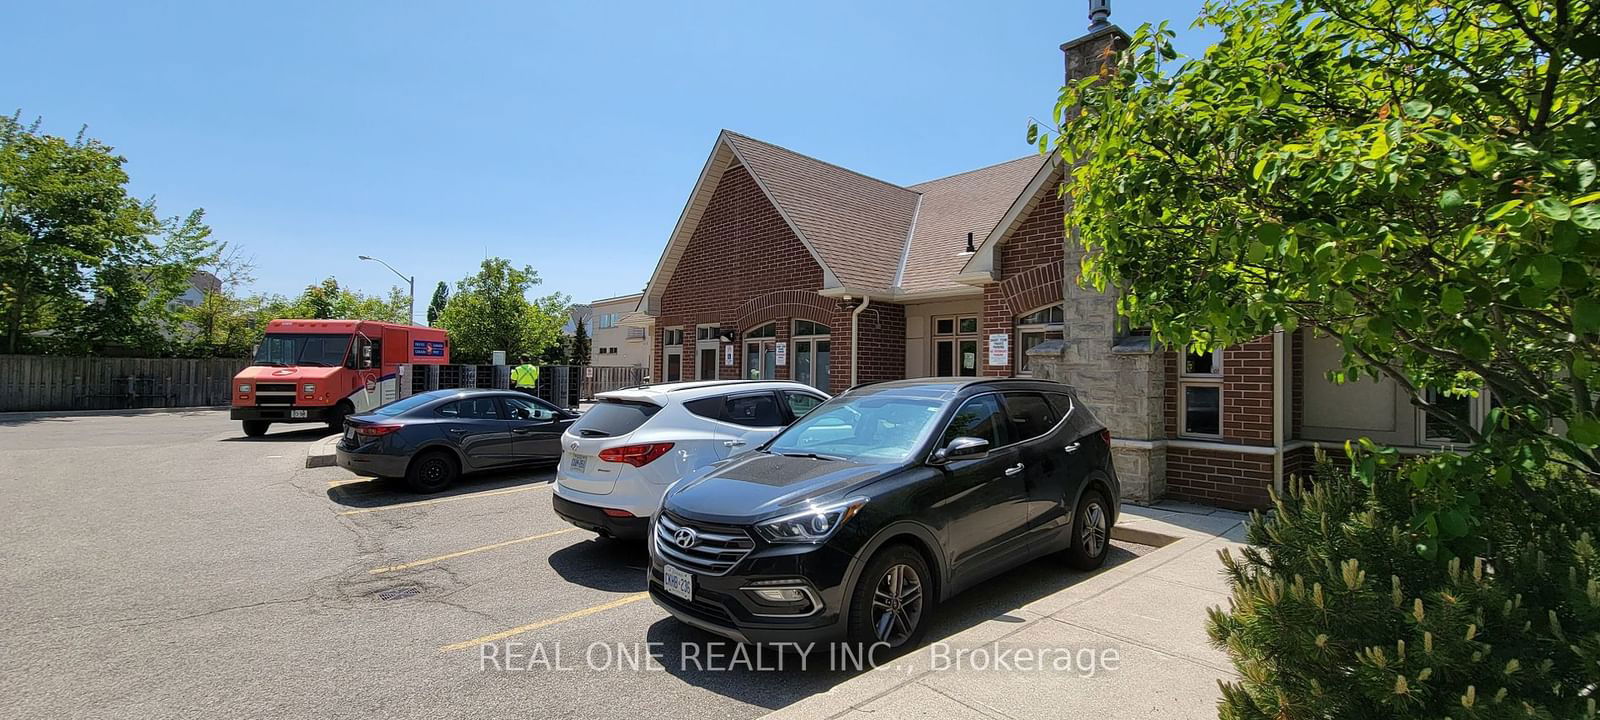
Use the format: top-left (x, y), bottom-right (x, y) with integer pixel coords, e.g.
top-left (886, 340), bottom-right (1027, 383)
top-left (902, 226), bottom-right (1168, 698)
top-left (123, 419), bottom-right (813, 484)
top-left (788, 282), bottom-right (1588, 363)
top-left (231, 319), bottom-right (449, 437)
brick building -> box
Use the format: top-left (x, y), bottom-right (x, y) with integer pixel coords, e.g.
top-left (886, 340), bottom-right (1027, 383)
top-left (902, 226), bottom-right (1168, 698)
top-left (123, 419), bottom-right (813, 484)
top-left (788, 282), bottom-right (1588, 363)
top-left (623, 9), bottom-right (1473, 510)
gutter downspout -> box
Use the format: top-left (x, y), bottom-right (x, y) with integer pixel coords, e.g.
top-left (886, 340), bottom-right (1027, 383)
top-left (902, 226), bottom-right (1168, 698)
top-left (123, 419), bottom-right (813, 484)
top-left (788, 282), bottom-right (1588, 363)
top-left (850, 295), bottom-right (872, 387)
top-left (1272, 328), bottom-right (1286, 498)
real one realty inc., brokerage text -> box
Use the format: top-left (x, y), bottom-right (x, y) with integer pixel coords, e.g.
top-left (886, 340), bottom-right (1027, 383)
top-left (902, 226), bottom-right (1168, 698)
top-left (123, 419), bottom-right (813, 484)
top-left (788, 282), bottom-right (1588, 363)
top-left (479, 641), bottom-right (1121, 675)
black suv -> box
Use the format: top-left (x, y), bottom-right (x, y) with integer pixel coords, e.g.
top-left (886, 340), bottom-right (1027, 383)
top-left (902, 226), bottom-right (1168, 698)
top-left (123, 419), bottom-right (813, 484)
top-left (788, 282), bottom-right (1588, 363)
top-left (648, 377), bottom-right (1118, 651)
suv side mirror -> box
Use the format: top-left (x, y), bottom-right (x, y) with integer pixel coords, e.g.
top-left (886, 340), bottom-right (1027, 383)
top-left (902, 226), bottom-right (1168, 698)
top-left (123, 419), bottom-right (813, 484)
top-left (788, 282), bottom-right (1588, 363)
top-left (932, 436), bottom-right (989, 464)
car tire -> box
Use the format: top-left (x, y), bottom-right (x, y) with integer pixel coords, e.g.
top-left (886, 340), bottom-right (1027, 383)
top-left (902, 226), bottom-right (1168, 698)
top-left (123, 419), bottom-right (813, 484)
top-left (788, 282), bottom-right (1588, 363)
top-left (242, 420), bottom-right (270, 438)
top-left (845, 544), bottom-right (933, 659)
top-left (326, 401), bottom-right (353, 432)
top-left (405, 450), bottom-right (459, 493)
top-left (1064, 488), bottom-right (1111, 570)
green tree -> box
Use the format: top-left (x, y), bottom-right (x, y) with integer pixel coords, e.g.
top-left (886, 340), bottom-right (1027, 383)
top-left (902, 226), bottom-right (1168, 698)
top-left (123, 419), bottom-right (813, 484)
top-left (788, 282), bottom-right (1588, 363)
top-left (1037, 0), bottom-right (1600, 715)
top-left (426, 280), bottom-right (449, 326)
top-left (0, 113), bottom-right (201, 354)
top-left (70, 209), bottom-right (216, 355)
top-left (570, 316), bottom-right (591, 365)
top-left (276, 278), bottom-right (408, 323)
top-left (436, 258), bottom-right (569, 364)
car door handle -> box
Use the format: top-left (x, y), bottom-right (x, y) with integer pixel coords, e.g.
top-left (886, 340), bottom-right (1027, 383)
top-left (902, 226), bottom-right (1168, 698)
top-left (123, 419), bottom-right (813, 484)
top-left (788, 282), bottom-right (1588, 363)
top-left (1063, 442), bottom-right (1080, 453)
top-left (724, 440), bottom-right (747, 448)
top-left (512, 427), bottom-right (534, 434)
top-left (448, 428), bottom-right (467, 435)
top-left (1004, 463), bottom-right (1025, 476)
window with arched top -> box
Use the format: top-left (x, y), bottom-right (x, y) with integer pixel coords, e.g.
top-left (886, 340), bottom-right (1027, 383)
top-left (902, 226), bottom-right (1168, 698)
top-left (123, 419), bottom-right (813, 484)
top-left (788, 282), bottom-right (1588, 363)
top-left (1015, 304), bottom-right (1064, 375)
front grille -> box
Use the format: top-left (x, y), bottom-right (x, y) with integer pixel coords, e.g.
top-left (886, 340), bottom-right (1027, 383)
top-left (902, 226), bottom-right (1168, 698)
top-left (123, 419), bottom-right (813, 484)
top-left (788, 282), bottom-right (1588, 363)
top-left (254, 382), bottom-right (297, 406)
top-left (655, 513), bottom-right (755, 576)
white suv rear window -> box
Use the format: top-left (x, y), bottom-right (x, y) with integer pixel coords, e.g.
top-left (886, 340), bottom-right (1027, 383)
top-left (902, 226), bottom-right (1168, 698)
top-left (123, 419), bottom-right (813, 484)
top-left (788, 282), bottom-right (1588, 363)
top-left (571, 399), bottom-right (660, 437)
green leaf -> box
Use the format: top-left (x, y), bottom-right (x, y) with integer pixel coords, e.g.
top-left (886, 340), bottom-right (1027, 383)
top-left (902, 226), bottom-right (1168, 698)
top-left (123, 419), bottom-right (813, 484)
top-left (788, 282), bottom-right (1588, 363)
top-left (1440, 287), bottom-right (1465, 314)
top-left (1260, 81), bottom-right (1282, 107)
top-left (1329, 162), bottom-right (1355, 182)
top-left (1572, 204), bottom-right (1600, 230)
top-left (1368, 131), bottom-right (1391, 160)
top-left (1531, 255), bottom-right (1563, 288)
top-left (1439, 510), bottom-right (1468, 539)
top-left (1575, 298), bottom-right (1600, 334)
top-left (1026, 123), bottom-right (1039, 145)
top-left (1246, 241), bottom-right (1268, 263)
top-left (1468, 143), bottom-right (1497, 172)
top-left (1402, 99), bottom-right (1432, 119)
top-left (1252, 155), bottom-right (1271, 181)
top-left (1571, 416), bottom-right (1600, 447)
top-left (1578, 160), bottom-right (1596, 189)
top-left (1439, 189), bottom-right (1464, 211)
top-left (1534, 197), bottom-right (1572, 221)
top-left (1485, 199), bottom-right (1522, 220)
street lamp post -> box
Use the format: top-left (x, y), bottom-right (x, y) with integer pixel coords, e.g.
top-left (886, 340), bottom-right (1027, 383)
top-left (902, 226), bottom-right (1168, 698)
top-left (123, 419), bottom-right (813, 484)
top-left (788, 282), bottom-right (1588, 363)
top-left (358, 255), bottom-right (415, 324)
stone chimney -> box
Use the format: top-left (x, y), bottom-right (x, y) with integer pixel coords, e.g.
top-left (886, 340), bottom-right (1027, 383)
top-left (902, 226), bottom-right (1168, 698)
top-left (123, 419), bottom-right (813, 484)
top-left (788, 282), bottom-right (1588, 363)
top-left (1061, 0), bottom-right (1129, 87)
top-left (1029, 1), bottom-right (1168, 504)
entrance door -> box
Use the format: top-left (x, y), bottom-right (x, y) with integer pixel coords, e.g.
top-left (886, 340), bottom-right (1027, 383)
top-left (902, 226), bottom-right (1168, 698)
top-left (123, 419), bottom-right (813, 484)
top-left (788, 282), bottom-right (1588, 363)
top-left (931, 316), bottom-right (980, 377)
top-left (698, 347), bottom-right (718, 380)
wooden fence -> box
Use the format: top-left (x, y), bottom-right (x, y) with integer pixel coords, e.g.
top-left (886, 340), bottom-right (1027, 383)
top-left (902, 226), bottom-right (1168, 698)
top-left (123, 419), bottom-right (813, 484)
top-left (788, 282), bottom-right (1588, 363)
top-left (0, 355), bottom-right (250, 412)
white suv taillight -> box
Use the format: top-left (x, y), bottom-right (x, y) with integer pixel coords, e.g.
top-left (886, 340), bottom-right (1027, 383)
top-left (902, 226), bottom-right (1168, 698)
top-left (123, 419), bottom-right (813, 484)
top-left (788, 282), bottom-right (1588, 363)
top-left (597, 443), bottom-right (675, 467)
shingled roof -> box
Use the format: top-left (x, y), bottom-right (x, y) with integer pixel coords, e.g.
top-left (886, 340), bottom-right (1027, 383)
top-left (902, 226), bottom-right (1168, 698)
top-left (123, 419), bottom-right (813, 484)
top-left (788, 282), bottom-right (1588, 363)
top-left (640, 131), bottom-right (1047, 312)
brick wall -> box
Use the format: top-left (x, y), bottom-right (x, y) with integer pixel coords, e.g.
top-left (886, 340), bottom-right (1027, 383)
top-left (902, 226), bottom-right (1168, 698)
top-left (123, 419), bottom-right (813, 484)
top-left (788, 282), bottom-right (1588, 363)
top-left (981, 169), bottom-right (1066, 376)
top-left (829, 300), bottom-right (906, 391)
top-left (654, 165), bottom-right (828, 385)
top-left (1165, 447), bottom-right (1274, 509)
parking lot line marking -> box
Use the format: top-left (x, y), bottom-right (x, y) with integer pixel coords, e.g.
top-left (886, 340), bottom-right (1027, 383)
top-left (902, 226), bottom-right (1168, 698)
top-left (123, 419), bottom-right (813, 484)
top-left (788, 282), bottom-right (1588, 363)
top-left (439, 592), bottom-right (651, 652)
top-left (335, 485), bottom-right (550, 516)
top-left (369, 528), bottom-right (578, 574)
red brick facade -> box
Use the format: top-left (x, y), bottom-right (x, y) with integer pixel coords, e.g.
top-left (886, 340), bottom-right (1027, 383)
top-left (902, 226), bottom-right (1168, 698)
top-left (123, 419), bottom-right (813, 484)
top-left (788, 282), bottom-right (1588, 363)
top-left (650, 165), bottom-right (904, 393)
top-left (1165, 447), bottom-right (1274, 509)
top-left (981, 170), bottom-right (1067, 376)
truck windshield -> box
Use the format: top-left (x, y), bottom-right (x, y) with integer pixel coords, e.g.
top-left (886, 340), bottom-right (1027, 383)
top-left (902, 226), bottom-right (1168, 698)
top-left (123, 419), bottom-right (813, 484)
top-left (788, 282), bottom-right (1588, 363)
top-left (254, 334), bottom-right (352, 367)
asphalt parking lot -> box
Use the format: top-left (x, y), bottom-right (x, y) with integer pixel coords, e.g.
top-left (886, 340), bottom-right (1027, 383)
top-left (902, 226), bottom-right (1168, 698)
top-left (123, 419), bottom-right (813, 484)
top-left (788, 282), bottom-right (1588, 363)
top-left (1, 410), bottom-right (1150, 719)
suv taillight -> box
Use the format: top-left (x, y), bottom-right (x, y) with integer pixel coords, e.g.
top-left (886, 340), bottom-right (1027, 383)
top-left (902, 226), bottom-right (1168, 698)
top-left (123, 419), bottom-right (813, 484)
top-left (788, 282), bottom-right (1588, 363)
top-left (1100, 429), bottom-right (1112, 446)
top-left (598, 443), bottom-right (675, 467)
top-left (354, 424), bottom-right (403, 437)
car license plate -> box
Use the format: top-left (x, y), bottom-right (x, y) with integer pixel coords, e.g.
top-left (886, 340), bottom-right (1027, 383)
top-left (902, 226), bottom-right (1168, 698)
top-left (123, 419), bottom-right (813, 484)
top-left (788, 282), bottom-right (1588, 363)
top-left (570, 455), bottom-right (587, 472)
top-left (290, 409), bottom-right (307, 419)
top-left (662, 564), bottom-right (694, 601)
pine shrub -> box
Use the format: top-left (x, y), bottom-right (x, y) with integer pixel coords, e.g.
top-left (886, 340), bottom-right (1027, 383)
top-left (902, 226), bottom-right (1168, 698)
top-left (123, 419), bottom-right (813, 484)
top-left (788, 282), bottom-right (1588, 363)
top-left (1209, 456), bottom-right (1600, 719)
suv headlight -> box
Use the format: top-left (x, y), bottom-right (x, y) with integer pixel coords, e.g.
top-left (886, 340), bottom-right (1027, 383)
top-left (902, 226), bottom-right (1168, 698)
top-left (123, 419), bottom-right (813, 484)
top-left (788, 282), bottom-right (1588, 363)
top-left (754, 497), bottom-right (869, 544)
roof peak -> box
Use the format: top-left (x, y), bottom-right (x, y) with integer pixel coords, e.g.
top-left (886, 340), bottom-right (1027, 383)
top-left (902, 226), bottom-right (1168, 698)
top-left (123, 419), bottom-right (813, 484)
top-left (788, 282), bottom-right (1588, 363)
top-left (721, 130), bottom-right (915, 195)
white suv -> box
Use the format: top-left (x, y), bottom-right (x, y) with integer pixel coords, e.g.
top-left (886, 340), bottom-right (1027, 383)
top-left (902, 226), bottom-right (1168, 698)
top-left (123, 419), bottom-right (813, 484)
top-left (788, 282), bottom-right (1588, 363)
top-left (551, 380), bottom-right (829, 539)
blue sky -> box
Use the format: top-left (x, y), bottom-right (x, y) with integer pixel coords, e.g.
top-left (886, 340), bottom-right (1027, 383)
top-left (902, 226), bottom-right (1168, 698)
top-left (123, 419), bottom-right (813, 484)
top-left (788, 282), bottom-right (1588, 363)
top-left (5, 1), bottom-right (1215, 320)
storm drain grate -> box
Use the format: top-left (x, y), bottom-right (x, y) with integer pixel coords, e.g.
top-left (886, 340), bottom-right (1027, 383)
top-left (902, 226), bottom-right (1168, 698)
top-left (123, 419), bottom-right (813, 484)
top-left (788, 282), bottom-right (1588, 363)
top-left (375, 586), bottom-right (422, 601)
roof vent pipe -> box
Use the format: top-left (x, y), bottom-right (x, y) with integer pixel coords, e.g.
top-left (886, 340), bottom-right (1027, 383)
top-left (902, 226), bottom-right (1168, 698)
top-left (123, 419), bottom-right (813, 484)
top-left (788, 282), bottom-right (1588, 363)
top-left (1089, 0), bottom-right (1111, 29)
top-left (965, 232), bottom-right (975, 253)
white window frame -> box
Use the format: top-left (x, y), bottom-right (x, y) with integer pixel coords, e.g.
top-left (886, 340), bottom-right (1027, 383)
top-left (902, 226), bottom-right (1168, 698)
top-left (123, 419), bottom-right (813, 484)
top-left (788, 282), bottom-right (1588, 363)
top-left (743, 322), bottom-right (777, 380)
top-left (1418, 387), bottom-right (1490, 448)
top-left (662, 327), bottom-right (683, 383)
top-left (1178, 345), bottom-right (1224, 439)
top-left (1014, 304), bottom-right (1064, 376)
top-left (695, 324), bottom-right (721, 380)
top-left (790, 320), bottom-right (830, 390)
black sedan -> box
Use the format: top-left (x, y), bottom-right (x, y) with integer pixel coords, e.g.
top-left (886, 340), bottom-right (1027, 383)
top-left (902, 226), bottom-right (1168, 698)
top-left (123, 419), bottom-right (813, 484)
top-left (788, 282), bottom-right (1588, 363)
top-left (335, 389), bottom-right (579, 492)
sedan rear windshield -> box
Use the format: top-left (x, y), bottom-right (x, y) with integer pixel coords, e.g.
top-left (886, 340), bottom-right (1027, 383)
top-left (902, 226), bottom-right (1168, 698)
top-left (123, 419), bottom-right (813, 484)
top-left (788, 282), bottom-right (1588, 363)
top-left (371, 393), bottom-right (438, 416)
top-left (570, 399), bottom-right (661, 437)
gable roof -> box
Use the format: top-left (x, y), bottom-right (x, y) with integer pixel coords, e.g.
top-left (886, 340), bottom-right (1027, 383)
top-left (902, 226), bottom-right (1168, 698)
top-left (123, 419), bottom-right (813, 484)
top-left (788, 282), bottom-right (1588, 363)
top-left (900, 156), bottom-right (1047, 294)
top-left (638, 131), bottom-right (1046, 314)
top-left (722, 132), bottom-right (920, 291)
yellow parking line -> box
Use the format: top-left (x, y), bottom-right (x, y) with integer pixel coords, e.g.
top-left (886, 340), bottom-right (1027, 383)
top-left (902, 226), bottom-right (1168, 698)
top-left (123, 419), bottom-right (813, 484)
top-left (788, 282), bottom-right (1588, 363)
top-left (328, 477), bottom-right (377, 488)
top-left (439, 592), bottom-right (651, 652)
top-left (336, 484), bottom-right (550, 516)
top-left (369, 528), bottom-right (578, 574)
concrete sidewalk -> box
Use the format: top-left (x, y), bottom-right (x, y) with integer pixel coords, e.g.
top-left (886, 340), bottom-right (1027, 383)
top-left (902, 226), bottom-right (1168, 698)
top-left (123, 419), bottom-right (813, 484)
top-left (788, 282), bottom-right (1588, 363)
top-left (764, 502), bottom-right (1250, 720)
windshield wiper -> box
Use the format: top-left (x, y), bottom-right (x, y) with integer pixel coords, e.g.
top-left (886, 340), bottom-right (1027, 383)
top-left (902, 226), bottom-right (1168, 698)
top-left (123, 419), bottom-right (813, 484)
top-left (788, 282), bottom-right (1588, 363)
top-left (297, 361), bottom-right (332, 367)
top-left (772, 451), bottom-right (842, 461)
top-left (254, 361), bottom-right (289, 367)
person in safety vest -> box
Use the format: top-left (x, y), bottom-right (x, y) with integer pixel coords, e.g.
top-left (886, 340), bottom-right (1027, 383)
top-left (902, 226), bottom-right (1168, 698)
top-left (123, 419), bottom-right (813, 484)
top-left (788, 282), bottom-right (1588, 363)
top-left (511, 356), bottom-right (540, 395)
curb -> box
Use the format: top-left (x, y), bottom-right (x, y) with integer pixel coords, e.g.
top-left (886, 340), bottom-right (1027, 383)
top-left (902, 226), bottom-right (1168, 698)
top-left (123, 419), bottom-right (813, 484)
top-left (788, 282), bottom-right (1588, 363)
top-left (1110, 524), bottom-right (1182, 548)
top-left (0, 405), bottom-right (228, 420)
top-left (306, 435), bottom-right (340, 468)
